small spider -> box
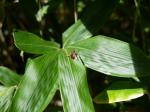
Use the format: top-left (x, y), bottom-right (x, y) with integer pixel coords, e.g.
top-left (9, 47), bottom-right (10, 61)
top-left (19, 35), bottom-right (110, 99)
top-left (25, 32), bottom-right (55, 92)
top-left (70, 50), bottom-right (77, 60)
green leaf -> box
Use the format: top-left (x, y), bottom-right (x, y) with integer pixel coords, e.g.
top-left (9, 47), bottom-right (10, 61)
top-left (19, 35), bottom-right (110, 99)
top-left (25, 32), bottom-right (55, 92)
top-left (94, 81), bottom-right (145, 103)
top-left (0, 86), bottom-right (16, 112)
top-left (36, 5), bottom-right (49, 22)
top-left (63, 20), bottom-right (92, 47)
top-left (0, 66), bottom-right (21, 86)
top-left (63, 0), bottom-right (119, 47)
top-left (36, 0), bottom-right (62, 22)
top-left (13, 30), bottom-right (60, 54)
top-left (59, 50), bottom-right (94, 112)
top-left (67, 35), bottom-right (150, 78)
top-left (10, 52), bottom-right (59, 112)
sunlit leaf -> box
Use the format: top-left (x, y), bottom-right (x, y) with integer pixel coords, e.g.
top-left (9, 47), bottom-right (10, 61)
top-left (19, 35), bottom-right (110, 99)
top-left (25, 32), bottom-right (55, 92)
top-left (0, 86), bottom-right (16, 112)
top-left (94, 81), bottom-right (145, 103)
top-left (67, 35), bottom-right (150, 78)
top-left (59, 50), bottom-right (94, 112)
top-left (10, 52), bottom-right (59, 112)
top-left (0, 66), bottom-right (21, 86)
top-left (36, 0), bottom-right (62, 22)
top-left (13, 30), bottom-right (60, 54)
top-left (36, 5), bottom-right (49, 22)
top-left (63, 0), bottom-right (119, 47)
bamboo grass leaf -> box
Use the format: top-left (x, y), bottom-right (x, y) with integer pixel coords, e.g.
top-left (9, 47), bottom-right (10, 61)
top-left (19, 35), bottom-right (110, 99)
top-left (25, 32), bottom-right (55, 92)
top-left (63, 0), bottom-right (119, 47)
top-left (59, 51), bottom-right (94, 112)
top-left (94, 81), bottom-right (145, 103)
top-left (13, 30), bottom-right (60, 54)
top-left (0, 67), bottom-right (21, 86)
top-left (68, 35), bottom-right (150, 78)
top-left (0, 86), bottom-right (16, 112)
top-left (10, 52), bottom-right (59, 112)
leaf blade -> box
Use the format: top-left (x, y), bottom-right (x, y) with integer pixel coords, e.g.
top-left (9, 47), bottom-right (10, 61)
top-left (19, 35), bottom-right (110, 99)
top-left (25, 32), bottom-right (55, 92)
top-left (0, 66), bottom-right (21, 86)
top-left (63, 0), bottom-right (119, 47)
top-left (68, 35), bottom-right (150, 78)
top-left (11, 52), bottom-right (59, 112)
top-left (13, 30), bottom-right (60, 54)
top-left (94, 81), bottom-right (145, 104)
top-left (0, 86), bottom-right (16, 112)
top-left (59, 50), bottom-right (94, 112)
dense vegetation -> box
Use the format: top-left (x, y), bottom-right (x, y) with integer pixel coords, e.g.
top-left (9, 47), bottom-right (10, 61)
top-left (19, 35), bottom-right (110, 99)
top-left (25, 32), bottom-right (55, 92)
top-left (0, 0), bottom-right (150, 112)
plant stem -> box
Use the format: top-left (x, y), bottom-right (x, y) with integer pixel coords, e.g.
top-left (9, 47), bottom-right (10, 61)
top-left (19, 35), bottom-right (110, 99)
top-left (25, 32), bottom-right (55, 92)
top-left (74, 0), bottom-right (78, 23)
top-left (0, 29), bottom-right (5, 43)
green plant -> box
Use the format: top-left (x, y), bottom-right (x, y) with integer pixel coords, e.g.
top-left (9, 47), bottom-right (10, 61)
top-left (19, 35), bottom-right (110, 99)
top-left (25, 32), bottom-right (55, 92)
top-left (0, 0), bottom-right (150, 112)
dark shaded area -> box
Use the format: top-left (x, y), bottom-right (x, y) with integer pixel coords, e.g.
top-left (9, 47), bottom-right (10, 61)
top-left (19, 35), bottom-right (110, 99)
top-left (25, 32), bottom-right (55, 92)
top-left (0, 0), bottom-right (150, 111)
top-left (81, 0), bottom-right (119, 35)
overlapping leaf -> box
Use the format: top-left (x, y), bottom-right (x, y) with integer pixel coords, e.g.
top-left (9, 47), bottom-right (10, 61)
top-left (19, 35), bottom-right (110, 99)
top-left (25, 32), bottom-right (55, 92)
top-left (94, 81), bottom-right (145, 103)
top-left (10, 52), bottom-right (59, 112)
top-left (11, 0), bottom-right (142, 111)
top-left (0, 66), bottom-right (21, 86)
top-left (0, 86), bottom-right (16, 112)
top-left (67, 35), bottom-right (150, 78)
top-left (63, 0), bottom-right (119, 47)
top-left (59, 51), bottom-right (94, 112)
top-left (14, 30), bottom-right (60, 54)
top-left (12, 29), bottom-right (96, 111)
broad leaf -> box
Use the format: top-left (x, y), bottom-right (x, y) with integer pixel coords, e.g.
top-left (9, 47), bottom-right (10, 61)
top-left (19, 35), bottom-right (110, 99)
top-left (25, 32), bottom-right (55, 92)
top-left (0, 66), bottom-right (21, 86)
top-left (0, 86), bottom-right (16, 112)
top-left (67, 35), bottom-right (150, 78)
top-left (13, 30), bottom-right (60, 54)
top-left (94, 81), bottom-right (145, 103)
top-left (63, 20), bottom-right (92, 47)
top-left (10, 52), bottom-right (59, 112)
top-left (63, 0), bottom-right (119, 47)
top-left (59, 50), bottom-right (94, 112)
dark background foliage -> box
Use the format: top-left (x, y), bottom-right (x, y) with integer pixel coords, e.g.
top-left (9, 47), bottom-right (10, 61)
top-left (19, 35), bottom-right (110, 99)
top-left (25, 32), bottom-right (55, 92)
top-left (0, 0), bottom-right (150, 111)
